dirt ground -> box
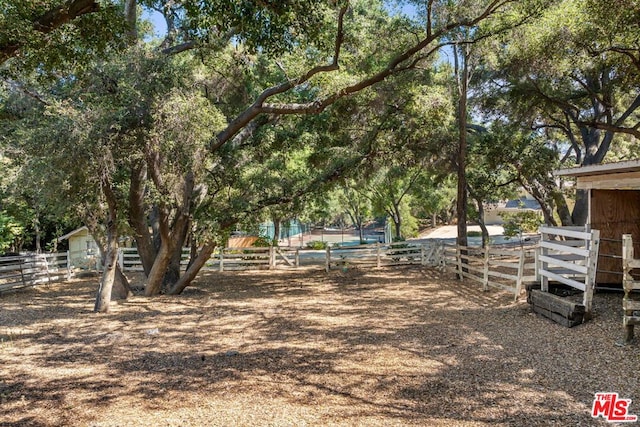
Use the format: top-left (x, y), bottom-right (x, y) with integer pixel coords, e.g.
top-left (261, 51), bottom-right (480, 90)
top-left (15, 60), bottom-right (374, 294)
top-left (1, 266), bottom-right (639, 426)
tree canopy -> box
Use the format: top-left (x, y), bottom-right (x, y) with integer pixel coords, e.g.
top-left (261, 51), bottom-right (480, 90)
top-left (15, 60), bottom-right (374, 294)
top-left (1, 0), bottom-right (638, 309)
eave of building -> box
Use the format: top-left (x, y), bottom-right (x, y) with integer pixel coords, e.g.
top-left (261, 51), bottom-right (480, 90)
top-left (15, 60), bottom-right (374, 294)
top-left (555, 159), bottom-right (640, 177)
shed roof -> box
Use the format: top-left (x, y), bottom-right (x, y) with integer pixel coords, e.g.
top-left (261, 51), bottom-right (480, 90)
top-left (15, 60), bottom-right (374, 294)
top-left (57, 226), bottom-right (89, 242)
top-left (555, 159), bottom-right (640, 177)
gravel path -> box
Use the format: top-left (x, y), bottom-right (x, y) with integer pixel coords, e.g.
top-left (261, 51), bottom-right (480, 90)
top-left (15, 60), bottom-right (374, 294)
top-left (1, 266), bottom-right (638, 426)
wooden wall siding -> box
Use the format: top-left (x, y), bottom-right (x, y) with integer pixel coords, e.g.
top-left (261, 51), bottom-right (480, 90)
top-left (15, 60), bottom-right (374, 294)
top-left (227, 236), bottom-right (259, 248)
top-left (591, 190), bottom-right (640, 284)
top-left (576, 171), bottom-right (640, 190)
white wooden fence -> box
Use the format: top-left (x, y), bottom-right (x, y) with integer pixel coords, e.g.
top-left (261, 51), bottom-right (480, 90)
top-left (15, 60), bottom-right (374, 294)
top-left (324, 242), bottom-right (443, 271)
top-left (538, 226), bottom-right (600, 314)
top-left (443, 243), bottom-right (537, 301)
top-left (1, 231), bottom-right (599, 304)
top-left (0, 253), bottom-right (71, 292)
top-left (119, 246), bottom-right (301, 272)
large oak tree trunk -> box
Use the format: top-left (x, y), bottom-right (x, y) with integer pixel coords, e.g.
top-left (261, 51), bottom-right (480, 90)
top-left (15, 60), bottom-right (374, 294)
top-left (168, 242), bottom-right (216, 295)
top-left (145, 241), bottom-right (173, 296)
top-left (161, 217), bottom-right (190, 293)
top-left (94, 177), bottom-right (120, 312)
top-left (94, 237), bottom-right (118, 312)
top-left (128, 162), bottom-right (156, 276)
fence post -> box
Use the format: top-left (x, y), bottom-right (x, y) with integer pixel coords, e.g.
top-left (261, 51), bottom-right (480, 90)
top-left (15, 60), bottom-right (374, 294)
top-left (42, 254), bottom-right (51, 284)
top-left (325, 246), bottom-right (331, 272)
top-left (295, 248), bottom-right (299, 268)
top-left (534, 246), bottom-right (540, 282)
top-left (219, 249), bottom-right (224, 272)
top-left (482, 247), bottom-right (490, 291)
top-left (622, 234), bottom-right (635, 344)
top-left (269, 246), bottom-right (275, 270)
top-left (66, 250), bottom-right (71, 279)
top-left (584, 229), bottom-right (600, 318)
top-left (376, 242), bottom-right (381, 268)
top-left (421, 244), bottom-right (425, 266)
top-left (515, 249), bottom-right (525, 301)
top-left (456, 245), bottom-right (462, 281)
top-left (118, 249), bottom-right (124, 271)
top-left (540, 229), bottom-right (549, 292)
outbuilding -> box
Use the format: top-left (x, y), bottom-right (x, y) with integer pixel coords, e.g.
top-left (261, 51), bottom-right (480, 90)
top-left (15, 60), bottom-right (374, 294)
top-left (56, 226), bottom-right (100, 269)
top-left (555, 159), bottom-right (640, 286)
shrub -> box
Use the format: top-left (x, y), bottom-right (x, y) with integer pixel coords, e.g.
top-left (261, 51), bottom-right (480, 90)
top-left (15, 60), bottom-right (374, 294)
top-left (252, 235), bottom-right (273, 247)
top-left (306, 240), bottom-right (328, 250)
top-left (500, 211), bottom-right (544, 238)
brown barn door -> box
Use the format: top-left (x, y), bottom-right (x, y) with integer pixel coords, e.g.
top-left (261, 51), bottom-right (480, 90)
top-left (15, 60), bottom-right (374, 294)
top-left (591, 189), bottom-right (640, 286)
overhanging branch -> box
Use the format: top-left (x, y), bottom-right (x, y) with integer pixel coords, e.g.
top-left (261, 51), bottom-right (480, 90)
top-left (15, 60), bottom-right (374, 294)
top-left (211, 0), bottom-right (516, 153)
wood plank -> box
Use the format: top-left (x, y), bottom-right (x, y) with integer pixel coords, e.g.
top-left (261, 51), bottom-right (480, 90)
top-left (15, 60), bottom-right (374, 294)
top-left (540, 241), bottom-right (590, 257)
top-left (531, 304), bottom-right (584, 328)
top-left (486, 280), bottom-right (517, 293)
top-left (489, 260), bottom-right (520, 269)
top-left (488, 249), bottom-right (523, 257)
top-left (624, 316), bottom-right (640, 326)
top-left (539, 270), bottom-right (586, 291)
top-left (539, 255), bottom-right (589, 274)
top-left (487, 270), bottom-right (518, 281)
top-left (540, 226), bottom-right (593, 240)
top-left (460, 271), bottom-right (485, 284)
top-left (529, 289), bottom-right (585, 319)
top-left (623, 299), bottom-right (640, 311)
top-left (543, 253), bottom-right (587, 262)
top-left (623, 280), bottom-right (640, 292)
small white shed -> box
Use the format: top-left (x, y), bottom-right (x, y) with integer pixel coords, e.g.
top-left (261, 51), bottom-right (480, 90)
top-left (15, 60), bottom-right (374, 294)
top-left (57, 226), bottom-right (100, 269)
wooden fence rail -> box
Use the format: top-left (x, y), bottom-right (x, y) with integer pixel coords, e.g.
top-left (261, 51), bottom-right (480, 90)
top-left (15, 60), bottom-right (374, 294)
top-left (443, 243), bottom-right (537, 301)
top-left (622, 234), bottom-right (640, 344)
top-left (324, 242), bottom-right (443, 272)
top-left (0, 253), bottom-right (71, 292)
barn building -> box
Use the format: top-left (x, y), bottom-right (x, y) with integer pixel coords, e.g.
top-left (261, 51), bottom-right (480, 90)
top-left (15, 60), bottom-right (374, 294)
top-left (555, 159), bottom-right (640, 286)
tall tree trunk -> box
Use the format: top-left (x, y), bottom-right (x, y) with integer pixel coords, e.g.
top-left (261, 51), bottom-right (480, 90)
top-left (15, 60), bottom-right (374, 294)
top-left (95, 236), bottom-right (118, 312)
top-left (161, 217), bottom-right (190, 293)
top-left (571, 190), bottom-right (589, 226)
top-left (391, 204), bottom-right (402, 240)
top-left (471, 193), bottom-right (489, 248)
top-left (455, 43), bottom-right (469, 248)
top-left (94, 177), bottom-right (119, 313)
top-left (145, 240), bottom-right (173, 296)
top-left (124, 0), bottom-right (137, 42)
top-left (33, 215), bottom-right (41, 253)
top-left (168, 242), bottom-right (216, 295)
top-left (272, 217), bottom-right (281, 245)
top-left (128, 162), bottom-right (156, 276)
top-left (553, 189), bottom-right (573, 226)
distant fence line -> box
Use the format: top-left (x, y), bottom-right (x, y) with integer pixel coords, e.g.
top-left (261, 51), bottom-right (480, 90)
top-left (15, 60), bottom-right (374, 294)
top-left (0, 241), bottom-right (538, 300)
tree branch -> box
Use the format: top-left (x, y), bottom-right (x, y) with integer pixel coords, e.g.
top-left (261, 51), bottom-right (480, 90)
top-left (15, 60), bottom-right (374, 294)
top-left (0, 0), bottom-right (100, 64)
top-left (212, 0), bottom-right (515, 152)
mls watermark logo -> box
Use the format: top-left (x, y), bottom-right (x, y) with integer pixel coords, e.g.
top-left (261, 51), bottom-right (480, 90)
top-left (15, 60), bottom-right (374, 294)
top-left (592, 392), bottom-right (638, 423)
